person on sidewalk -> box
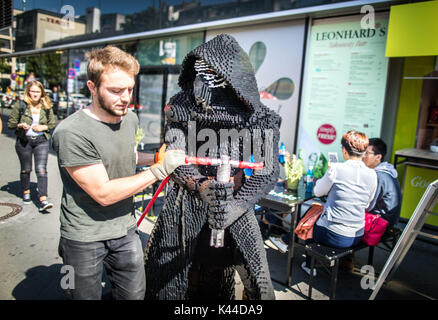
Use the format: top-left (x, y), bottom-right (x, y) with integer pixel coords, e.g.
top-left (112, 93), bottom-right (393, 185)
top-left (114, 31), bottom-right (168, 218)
top-left (51, 86), bottom-right (59, 115)
top-left (52, 46), bottom-right (188, 300)
top-left (7, 80), bottom-right (56, 211)
top-left (363, 138), bottom-right (401, 228)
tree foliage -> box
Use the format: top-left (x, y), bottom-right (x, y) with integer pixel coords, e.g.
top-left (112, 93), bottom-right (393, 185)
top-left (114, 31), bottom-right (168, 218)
top-left (25, 53), bottom-right (63, 88)
top-left (0, 58), bottom-right (11, 74)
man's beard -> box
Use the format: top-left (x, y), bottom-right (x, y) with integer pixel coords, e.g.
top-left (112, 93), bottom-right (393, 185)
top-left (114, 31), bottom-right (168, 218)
top-left (97, 91), bottom-right (128, 117)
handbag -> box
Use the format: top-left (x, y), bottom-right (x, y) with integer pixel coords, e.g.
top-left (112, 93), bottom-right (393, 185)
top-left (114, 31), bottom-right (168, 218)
top-left (294, 203), bottom-right (324, 240)
top-left (362, 212), bottom-right (389, 246)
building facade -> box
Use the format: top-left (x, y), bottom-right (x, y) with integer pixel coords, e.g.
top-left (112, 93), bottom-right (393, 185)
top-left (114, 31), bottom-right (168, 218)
top-left (1, 0), bottom-right (437, 226)
top-left (15, 9), bottom-right (86, 52)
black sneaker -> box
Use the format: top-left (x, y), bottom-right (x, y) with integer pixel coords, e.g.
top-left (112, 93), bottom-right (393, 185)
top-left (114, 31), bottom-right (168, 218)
top-left (23, 193), bottom-right (31, 204)
top-left (39, 200), bottom-right (53, 212)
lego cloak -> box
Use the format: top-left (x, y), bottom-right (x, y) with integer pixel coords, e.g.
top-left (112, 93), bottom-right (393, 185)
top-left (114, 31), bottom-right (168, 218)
top-left (144, 34), bottom-right (281, 300)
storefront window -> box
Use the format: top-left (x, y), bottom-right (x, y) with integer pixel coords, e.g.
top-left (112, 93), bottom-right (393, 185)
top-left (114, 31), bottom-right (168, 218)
top-left (111, 41), bottom-right (138, 58)
top-left (416, 69), bottom-right (438, 150)
top-left (18, 53), bottom-right (62, 91)
top-left (69, 47), bottom-right (102, 97)
top-left (167, 73), bottom-right (180, 100)
top-left (121, 0), bottom-right (351, 34)
top-left (138, 74), bottom-right (163, 146)
top-left (137, 33), bottom-right (203, 67)
top-left (12, 1), bottom-right (352, 52)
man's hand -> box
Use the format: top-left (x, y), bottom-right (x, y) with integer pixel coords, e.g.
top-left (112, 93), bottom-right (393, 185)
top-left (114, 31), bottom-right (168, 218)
top-left (150, 149), bottom-right (188, 180)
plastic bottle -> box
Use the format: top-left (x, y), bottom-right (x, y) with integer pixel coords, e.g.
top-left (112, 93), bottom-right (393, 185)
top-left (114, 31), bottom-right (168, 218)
top-left (278, 142), bottom-right (286, 164)
top-left (305, 166), bottom-right (314, 193)
top-left (244, 155), bottom-right (255, 180)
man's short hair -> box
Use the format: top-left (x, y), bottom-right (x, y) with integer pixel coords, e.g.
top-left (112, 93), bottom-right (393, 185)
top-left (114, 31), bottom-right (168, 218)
top-left (369, 138), bottom-right (387, 160)
top-left (86, 46), bottom-right (140, 88)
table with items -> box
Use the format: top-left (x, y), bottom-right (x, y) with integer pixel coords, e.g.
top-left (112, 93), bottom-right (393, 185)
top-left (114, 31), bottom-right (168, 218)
top-left (257, 180), bottom-right (315, 286)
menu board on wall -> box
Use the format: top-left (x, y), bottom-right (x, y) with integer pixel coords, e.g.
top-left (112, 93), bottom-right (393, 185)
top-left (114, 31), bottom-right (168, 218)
top-left (296, 14), bottom-right (389, 167)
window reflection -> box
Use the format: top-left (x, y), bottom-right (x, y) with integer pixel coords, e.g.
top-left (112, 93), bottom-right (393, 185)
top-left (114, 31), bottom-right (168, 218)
top-left (137, 33), bottom-right (203, 66)
top-left (138, 74), bottom-right (163, 145)
top-left (13, 0), bottom-right (350, 50)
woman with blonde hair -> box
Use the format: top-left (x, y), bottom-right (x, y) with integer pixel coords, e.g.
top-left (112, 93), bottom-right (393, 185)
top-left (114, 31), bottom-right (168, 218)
top-left (7, 80), bottom-right (56, 211)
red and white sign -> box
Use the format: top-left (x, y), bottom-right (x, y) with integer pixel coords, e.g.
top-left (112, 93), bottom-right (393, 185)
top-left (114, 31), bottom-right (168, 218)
top-left (25, 72), bottom-right (36, 83)
top-left (67, 68), bottom-right (76, 79)
top-left (316, 124), bottom-right (337, 145)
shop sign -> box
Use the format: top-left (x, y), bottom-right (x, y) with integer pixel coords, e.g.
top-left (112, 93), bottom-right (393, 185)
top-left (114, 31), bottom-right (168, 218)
top-left (296, 13), bottom-right (389, 167)
top-left (67, 68), bottom-right (76, 79)
top-left (25, 72), bottom-right (36, 83)
top-left (40, 16), bottom-right (66, 26)
top-left (73, 59), bottom-right (80, 72)
top-left (67, 78), bottom-right (74, 93)
top-left (400, 165), bottom-right (438, 227)
top-left (316, 124), bottom-right (336, 144)
top-left (15, 76), bottom-right (23, 87)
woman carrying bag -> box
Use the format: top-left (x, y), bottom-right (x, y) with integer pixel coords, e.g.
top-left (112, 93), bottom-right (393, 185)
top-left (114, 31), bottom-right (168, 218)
top-left (7, 80), bottom-right (56, 212)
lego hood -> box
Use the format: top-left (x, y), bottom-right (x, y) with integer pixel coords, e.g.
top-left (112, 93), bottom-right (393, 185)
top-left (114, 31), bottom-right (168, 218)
top-left (178, 34), bottom-right (262, 113)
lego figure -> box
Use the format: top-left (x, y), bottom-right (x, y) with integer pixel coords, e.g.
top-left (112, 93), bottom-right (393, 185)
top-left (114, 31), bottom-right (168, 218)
top-left (144, 34), bottom-right (281, 300)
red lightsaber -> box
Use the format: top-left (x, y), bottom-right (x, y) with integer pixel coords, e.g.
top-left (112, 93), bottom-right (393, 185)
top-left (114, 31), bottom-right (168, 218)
top-left (185, 156), bottom-right (264, 170)
top-left (137, 156), bottom-right (264, 227)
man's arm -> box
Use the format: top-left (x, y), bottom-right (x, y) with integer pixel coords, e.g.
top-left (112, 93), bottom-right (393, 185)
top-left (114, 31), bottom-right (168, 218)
top-left (65, 148), bottom-right (187, 206)
top-left (66, 163), bottom-right (158, 207)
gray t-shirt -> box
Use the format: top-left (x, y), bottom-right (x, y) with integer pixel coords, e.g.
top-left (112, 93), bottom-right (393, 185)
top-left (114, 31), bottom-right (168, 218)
top-left (52, 109), bottom-right (138, 242)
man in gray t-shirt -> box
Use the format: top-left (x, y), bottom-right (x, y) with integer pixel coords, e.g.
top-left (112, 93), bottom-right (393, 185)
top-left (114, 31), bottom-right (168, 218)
top-left (53, 109), bottom-right (139, 242)
top-left (52, 46), bottom-right (187, 300)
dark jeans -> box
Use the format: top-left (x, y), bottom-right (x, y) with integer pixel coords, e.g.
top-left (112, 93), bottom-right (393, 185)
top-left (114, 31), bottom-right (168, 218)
top-left (58, 227), bottom-right (146, 300)
top-left (15, 136), bottom-right (49, 197)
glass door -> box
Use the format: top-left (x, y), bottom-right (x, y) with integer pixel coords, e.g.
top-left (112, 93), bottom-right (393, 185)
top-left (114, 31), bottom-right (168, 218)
top-left (136, 67), bottom-right (180, 150)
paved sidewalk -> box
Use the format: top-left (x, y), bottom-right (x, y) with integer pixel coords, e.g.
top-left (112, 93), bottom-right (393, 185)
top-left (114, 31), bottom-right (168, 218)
top-left (1, 108), bottom-right (438, 300)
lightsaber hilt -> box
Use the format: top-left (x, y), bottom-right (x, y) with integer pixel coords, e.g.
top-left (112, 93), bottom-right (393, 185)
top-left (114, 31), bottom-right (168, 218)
top-left (210, 155), bottom-right (230, 248)
top-left (185, 155), bottom-right (264, 248)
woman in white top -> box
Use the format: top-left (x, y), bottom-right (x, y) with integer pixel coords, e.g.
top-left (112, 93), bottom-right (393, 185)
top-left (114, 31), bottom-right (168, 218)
top-left (301, 130), bottom-right (377, 275)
